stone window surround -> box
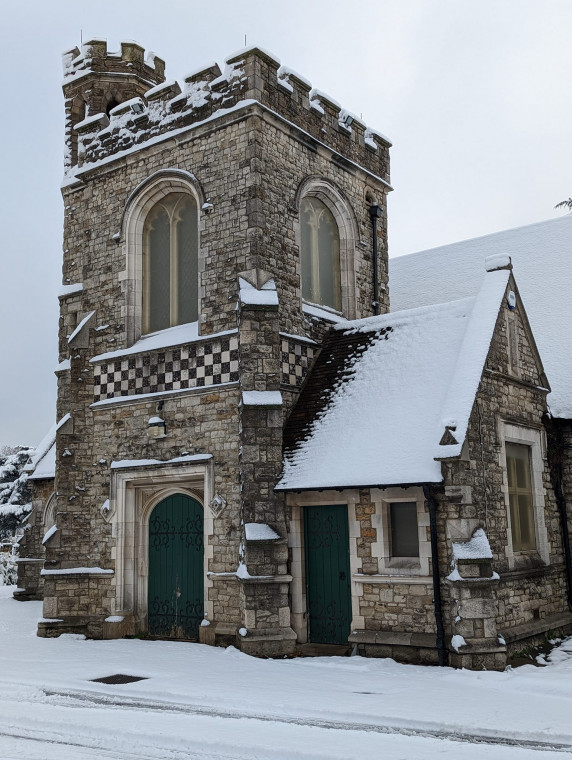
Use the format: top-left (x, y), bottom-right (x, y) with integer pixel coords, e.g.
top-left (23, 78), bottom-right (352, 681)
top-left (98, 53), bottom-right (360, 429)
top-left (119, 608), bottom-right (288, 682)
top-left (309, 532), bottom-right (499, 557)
top-left (500, 422), bottom-right (550, 568)
top-left (287, 487), bottom-right (430, 643)
top-left (119, 170), bottom-right (206, 347)
top-left (293, 177), bottom-right (359, 321)
top-left (106, 459), bottom-right (214, 631)
top-left (370, 487), bottom-right (431, 576)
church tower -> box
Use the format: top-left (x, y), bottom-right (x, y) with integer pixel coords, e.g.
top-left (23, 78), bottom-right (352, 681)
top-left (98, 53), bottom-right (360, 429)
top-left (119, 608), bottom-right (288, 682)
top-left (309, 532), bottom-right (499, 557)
top-left (34, 40), bottom-right (391, 655)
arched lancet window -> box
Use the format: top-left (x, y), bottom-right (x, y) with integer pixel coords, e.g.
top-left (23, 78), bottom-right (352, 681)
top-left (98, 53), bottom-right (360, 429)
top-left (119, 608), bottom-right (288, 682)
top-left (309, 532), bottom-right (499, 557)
top-left (300, 196), bottom-right (341, 312)
top-left (143, 192), bottom-right (198, 334)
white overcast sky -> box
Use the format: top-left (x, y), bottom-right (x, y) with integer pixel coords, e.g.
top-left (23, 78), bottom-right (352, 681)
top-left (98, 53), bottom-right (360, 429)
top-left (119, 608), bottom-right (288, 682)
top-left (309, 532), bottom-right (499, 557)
top-left (1, 0), bottom-right (571, 446)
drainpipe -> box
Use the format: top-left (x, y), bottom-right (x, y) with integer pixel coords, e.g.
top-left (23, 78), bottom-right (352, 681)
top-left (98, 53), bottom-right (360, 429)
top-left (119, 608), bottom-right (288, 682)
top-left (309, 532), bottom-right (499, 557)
top-left (423, 485), bottom-right (448, 667)
top-left (369, 204), bottom-right (382, 316)
top-left (545, 415), bottom-right (572, 608)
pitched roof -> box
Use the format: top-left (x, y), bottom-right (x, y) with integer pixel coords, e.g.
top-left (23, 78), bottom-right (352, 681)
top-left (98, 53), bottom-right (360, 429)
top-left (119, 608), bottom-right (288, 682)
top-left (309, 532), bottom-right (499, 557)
top-left (277, 268), bottom-right (510, 491)
top-left (390, 214), bottom-right (572, 419)
top-left (24, 423), bottom-right (56, 480)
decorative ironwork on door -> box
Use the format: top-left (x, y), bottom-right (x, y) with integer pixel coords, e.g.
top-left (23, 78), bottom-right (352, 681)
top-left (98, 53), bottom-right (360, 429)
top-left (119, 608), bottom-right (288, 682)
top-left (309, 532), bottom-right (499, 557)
top-left (148, 494), bottom-right (204, 639)
top-left (304, 505), bottom-right (352, 645)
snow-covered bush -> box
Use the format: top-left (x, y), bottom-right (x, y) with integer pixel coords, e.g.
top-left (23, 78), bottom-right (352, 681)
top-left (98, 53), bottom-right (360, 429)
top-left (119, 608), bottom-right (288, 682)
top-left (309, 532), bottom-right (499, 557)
top-left (0, 548), bottom-right (17, 586)
top-left (0, 445), bottom-right (33, 541)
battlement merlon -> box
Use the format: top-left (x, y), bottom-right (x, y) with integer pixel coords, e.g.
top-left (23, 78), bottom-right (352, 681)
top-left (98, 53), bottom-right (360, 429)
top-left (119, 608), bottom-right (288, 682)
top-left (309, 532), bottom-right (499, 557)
top-left (62, 40), bottom-right (166, 90)
top-left (63, 42), bottom-right (391, 187)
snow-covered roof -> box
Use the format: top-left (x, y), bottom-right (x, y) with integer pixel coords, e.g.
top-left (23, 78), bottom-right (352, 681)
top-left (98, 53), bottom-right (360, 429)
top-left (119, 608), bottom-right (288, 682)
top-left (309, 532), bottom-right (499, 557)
top-left (390, 215), bottom-right (572, 419)
top-left (28, 441), bottom-right (56, 481)
top-left (277, 269), bottom-right (510, 491)
top-left (24, 424), bottom-right (56, 479)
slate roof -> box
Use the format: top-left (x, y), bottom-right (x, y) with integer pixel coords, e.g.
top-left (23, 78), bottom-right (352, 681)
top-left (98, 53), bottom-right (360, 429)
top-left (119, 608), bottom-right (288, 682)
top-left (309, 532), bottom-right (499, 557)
top-left (390, 215), bottom-right (572, 419)
top-left (277, 268), bottom-right (511, 491)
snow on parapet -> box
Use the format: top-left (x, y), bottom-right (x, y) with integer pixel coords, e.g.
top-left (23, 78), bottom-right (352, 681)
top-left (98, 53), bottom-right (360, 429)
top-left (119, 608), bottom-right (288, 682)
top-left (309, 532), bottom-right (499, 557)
top-left (63, 42), bottom-right (390, 185)
top-left (62, 39), bottom-right (165, 84)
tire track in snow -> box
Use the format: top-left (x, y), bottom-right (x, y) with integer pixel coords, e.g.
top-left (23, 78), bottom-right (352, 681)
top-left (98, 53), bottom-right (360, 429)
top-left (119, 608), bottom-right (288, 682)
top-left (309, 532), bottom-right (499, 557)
top-left (0, 727), bottom-right (236, 760)
top-left (41, 687), bottom-right (572, 754)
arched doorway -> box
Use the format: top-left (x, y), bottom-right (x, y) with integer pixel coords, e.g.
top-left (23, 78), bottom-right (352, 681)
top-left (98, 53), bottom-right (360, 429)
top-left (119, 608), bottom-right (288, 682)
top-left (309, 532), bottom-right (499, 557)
top-left (148, 493), bottom-right (204, 639)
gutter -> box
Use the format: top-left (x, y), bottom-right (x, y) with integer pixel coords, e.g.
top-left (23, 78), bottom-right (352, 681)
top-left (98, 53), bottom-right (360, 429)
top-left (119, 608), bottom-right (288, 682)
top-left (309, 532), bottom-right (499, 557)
top-left (368, 204), bottom-right (383, 316)
top-left (423, 485), bottom-right (448, 667)
top-left (275, 479), bottom-right (442, 494)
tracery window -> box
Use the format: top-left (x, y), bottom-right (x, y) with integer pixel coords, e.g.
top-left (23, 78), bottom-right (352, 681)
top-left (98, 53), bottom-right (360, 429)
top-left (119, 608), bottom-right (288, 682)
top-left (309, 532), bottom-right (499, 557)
top-left (300, 196), bottom-right (341, 312)
top-left (142, 192), bottom-right (198, 334)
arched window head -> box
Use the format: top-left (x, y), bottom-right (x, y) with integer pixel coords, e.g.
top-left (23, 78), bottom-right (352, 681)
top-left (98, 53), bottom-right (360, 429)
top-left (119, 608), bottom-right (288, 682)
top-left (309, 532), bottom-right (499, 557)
top-left (143, 192), bottom-right (198, 334)
top-left (300, 196), bottom-right (341, 312)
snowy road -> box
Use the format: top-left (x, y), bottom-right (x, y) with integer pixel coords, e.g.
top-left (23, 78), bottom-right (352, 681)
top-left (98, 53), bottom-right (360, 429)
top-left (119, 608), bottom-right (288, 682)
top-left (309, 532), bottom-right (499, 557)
top-left (3, 690), bottom-right (572, 760)
top-left (2, 587), bottom-right (572, 759)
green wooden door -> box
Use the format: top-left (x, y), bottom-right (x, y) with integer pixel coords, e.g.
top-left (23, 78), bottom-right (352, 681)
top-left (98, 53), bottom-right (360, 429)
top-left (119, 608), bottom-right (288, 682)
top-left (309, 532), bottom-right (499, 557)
top-left (148, 494), bottom-right (203, 639)
top-left (304, 505), bottom-right (352, 645)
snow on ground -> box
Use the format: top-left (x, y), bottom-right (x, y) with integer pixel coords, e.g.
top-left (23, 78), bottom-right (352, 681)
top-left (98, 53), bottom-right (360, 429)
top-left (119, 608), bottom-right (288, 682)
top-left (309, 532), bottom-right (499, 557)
top-left (1, 586), bottom-right (572, 759)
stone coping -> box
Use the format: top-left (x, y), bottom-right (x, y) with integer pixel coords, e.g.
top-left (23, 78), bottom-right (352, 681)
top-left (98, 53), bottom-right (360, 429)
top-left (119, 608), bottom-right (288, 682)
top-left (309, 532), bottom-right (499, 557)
top-left (353, 574), bottom-right (432, 585)
top-left (349, 630), bottom-right (436, 648)
top-left (502, 611), bottom-right (572, 644)
top-left (91, 381), bottom-right (239, 409)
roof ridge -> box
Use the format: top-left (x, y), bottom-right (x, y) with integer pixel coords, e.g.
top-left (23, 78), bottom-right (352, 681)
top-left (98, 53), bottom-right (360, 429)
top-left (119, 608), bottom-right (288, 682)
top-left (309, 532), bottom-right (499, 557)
top-left (391, 214), bottom-right (572, 262)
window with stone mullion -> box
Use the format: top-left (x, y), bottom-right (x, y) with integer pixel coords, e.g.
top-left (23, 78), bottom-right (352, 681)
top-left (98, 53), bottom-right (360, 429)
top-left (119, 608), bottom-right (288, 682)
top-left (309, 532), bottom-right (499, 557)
top-left (300, 197), bottom-right (341, 312)
top-left (143, 192), bottom-right (198, 334)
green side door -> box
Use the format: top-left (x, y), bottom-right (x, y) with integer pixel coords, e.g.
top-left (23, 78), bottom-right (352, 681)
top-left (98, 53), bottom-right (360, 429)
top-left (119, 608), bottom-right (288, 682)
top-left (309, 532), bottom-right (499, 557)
top-left (304, 505), bottom-right (352, 645)
top-left (148, 493), bottom-right (204, 639)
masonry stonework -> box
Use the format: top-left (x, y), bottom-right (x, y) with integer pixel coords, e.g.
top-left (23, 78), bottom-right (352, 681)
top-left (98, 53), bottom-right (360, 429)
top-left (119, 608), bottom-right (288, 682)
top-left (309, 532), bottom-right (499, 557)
top-left (23, 40), bottom-right (391, 655)
top-left (19, 40), bottom-right (571, 668)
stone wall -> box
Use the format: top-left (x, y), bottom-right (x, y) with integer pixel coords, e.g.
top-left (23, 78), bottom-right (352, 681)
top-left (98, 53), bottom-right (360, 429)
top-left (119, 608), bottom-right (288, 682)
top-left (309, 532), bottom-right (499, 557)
top-left (440, 276), bottom-right (571, 667)
top-left (14, 477), bottom-right (53, 601)
top-left (288, 274), bottom-right (571, 668)
top-left (39, 40), bottom-right (389, 652)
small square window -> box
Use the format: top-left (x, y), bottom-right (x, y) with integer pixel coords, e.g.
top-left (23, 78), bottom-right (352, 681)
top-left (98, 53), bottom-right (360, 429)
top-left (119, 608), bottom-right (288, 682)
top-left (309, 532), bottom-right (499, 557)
top-left (390, 502), bottom-right (419, 558)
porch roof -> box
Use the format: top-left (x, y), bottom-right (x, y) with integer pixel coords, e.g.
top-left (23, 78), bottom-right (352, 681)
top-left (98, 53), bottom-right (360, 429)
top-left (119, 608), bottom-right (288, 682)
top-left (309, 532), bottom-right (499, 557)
top-left (277, 268), bottom-right (510, 491)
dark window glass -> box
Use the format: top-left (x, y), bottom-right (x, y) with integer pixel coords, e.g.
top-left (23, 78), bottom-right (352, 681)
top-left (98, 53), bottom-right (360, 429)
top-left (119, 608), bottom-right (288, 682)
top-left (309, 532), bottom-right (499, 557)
top-left (390, 502), bottom-right (419, 557)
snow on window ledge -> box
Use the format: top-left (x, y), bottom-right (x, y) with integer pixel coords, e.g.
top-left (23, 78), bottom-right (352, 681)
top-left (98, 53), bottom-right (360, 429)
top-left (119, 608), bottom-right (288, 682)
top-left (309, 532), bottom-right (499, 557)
top-left (302, 301), bottom-right (347, 324)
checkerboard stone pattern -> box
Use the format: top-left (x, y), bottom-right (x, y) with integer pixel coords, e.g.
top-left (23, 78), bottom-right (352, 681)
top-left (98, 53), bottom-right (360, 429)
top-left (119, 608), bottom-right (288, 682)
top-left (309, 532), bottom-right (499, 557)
top-left (280, 337), bottom-right (316, 387)
top-left (93, 336), bottom-right (239, 401)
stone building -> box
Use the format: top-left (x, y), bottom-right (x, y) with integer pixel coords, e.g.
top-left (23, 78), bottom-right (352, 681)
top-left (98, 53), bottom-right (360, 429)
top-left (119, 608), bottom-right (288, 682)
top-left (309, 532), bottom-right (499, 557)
top-left (17, 40), bottom-right (572, 668)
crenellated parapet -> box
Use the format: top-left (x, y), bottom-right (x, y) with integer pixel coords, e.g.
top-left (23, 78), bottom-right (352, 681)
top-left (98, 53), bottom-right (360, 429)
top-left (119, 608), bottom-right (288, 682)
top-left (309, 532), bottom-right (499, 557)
top-left (63, 39), bottom-right (165, 88)
top-left (63, 43), bottom-right (391, 186)
top-left (62, 39), bottom-right (166, 169)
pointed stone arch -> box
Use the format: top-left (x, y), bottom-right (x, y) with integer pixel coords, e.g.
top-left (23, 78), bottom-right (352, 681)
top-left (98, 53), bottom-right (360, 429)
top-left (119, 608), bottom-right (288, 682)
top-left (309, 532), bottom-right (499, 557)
top-left (119, 170), bottom-right (207, 345)
top-left (293, 176), bottom-right (359, 320)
